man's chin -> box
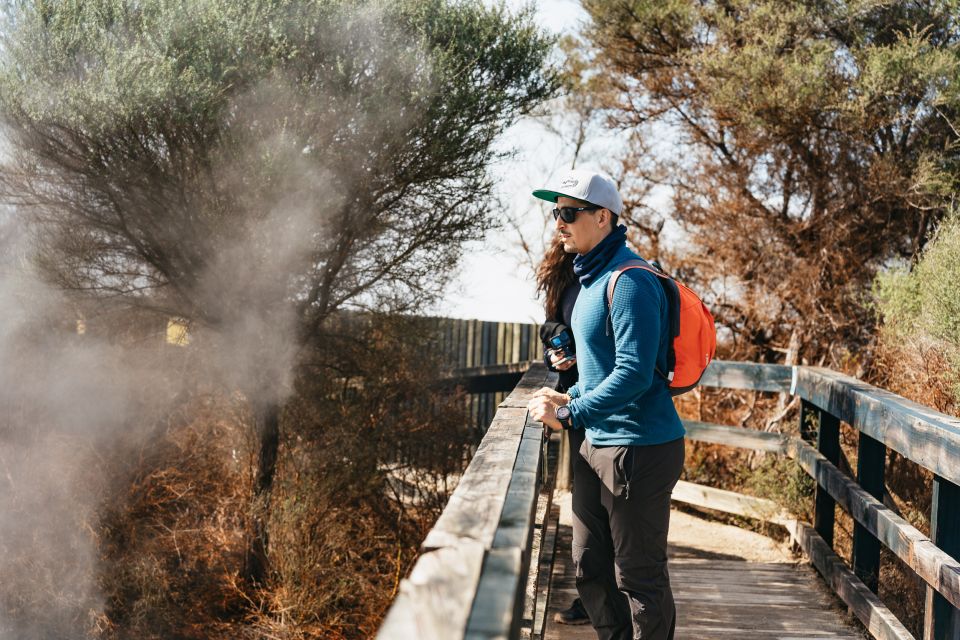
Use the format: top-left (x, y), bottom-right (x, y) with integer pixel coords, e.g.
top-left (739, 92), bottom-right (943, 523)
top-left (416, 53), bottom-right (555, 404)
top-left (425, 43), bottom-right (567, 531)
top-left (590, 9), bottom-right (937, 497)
top-left (561, 239), bottom-right (577, 253)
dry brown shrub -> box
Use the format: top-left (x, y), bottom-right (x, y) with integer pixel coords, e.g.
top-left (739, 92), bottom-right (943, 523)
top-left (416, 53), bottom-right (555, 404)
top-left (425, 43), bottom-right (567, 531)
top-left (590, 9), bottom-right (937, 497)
top-left (98, 391), bottom-right (256, 640)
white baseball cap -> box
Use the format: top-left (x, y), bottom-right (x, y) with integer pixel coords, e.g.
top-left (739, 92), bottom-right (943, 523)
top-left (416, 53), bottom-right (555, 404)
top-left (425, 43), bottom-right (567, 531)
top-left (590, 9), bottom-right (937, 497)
top-left (532, 169), bottom-right (623, 215)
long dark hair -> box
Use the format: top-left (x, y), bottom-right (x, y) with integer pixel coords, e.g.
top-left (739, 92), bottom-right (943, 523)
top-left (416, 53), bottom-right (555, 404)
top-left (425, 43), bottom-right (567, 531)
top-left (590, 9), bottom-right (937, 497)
top-left (535, 238), bottom-right (576, 321)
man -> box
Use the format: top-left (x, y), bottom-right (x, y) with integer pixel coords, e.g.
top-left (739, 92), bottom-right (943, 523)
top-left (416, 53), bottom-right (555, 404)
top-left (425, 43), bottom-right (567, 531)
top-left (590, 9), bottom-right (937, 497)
top-left (527, 169), bottom-right (685, 640)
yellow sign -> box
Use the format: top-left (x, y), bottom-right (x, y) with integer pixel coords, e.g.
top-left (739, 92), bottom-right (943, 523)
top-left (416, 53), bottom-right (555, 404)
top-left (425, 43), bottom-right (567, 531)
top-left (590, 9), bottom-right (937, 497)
top-left (166, 318), bottom-right (190, 346)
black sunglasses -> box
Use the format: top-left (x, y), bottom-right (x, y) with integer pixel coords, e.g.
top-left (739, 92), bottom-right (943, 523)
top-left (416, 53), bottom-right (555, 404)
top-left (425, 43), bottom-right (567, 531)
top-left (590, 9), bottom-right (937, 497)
top-left (551, 205), bottom-right (600, 223)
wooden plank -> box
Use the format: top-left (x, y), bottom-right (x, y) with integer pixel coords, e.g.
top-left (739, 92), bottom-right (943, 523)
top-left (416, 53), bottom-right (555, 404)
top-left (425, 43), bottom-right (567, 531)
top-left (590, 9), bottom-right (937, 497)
top-left (500, 364), bottom-right (555, 409)
top-left (787, 520), bottom-right (915, 640)
top-left (484, 321), bottom-right (495, 365)
top-left (380, 364), bottom-right (556, 640)
top-left (853, 432), bottom-right (885, 593)
top-left (794, 366), bottom-right (960, 487)
top-left (491, 470), bottom-right (538, 551)
top-left (682, 420), bottom-right (790, 453)
top-left (466, 320), bottom-right (476, 368)
top-left (492, 426), bottom-right (542, 550)
top-left (530, 492), bottom-right (559, 639)
top-left (546, 528), bottom-right (865, 640)
top-left (811, 401), bottom-right (840, 549)
top-left (926, 476), bottom-right (960, 640)
top-left (496, 322), bottom-right (506, 365)
top-left (465, 547), bottom-right (524, 639)
top-left (786, 438), bottom-right (960, 611)
top-left (474, 319), bottom-right (482, 367)
top-left (520, 324), bottom-right (530, 364)
top-left (699, 360), bottom-right (793, 393)
top-left (377, 541), bottom-right (486, 640)
top-left (423, 407), bottom-right (528, 551)
top-left (671, 480), bottom-right (790, 524)
top-left (477, 321), bottom-right (494, 365)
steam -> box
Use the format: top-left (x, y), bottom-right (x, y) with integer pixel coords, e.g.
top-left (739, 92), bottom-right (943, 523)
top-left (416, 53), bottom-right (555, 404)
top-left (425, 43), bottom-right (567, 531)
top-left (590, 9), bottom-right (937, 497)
top-left (0, 3), bottom-right (446, 636)
top-left (0, 210), bottom-right (142, 638)
top-left (0, 86), bottom-right (339, 638)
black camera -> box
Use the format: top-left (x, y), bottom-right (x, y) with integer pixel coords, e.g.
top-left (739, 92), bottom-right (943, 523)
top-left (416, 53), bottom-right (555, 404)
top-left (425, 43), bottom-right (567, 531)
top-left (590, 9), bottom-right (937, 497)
top-left (548, 327), bottom-right (576, 366)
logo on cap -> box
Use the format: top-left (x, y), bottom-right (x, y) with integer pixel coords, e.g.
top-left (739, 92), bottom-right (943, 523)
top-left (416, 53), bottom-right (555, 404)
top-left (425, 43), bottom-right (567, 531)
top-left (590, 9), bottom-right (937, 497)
top-left (560, 178), bottom-right (579, 188)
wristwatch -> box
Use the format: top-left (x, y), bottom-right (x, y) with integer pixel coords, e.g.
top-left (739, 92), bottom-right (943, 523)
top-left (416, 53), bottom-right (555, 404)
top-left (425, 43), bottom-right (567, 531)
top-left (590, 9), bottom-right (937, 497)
top-left (555, 405), bottom-right (573, 430)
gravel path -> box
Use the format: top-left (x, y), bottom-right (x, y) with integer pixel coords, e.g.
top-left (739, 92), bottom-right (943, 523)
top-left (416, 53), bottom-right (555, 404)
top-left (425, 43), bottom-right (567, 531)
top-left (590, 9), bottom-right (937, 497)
top-left (557, 491), bottom-right (796, 564)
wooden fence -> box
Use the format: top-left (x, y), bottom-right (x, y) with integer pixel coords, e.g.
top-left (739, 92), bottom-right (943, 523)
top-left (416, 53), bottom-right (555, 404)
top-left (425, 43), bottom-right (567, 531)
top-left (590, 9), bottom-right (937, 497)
top-left (682, 362), bottom-right (960, 640)
top-left (377, 362), bottom-right (556, 639)
top-left (377, 359), bottom-right (960, 640)
top-left (426, 318), bottom-right (540, 435)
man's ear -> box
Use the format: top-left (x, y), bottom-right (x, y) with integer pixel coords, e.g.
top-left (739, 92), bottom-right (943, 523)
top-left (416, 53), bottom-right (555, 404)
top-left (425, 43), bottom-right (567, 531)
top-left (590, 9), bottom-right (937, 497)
top-left (598, 208), bottom-right (610, 229)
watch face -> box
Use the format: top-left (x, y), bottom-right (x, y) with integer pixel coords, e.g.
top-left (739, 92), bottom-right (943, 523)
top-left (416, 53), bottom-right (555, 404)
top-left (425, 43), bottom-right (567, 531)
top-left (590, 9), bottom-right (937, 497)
top-left (556, 405), bottom-right (571, 420)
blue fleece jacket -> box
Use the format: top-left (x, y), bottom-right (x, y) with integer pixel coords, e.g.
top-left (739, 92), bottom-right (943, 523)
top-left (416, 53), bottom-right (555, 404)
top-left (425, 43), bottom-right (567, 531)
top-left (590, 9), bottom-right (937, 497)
top-left (566, 243), bottom-right (685, 446)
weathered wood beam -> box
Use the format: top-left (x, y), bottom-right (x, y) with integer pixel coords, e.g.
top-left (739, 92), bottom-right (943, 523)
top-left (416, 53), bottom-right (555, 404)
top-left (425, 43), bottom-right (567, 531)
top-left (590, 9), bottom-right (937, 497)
top-left (672, 480), bottom-right (791, 524)
top-left (464, 547), bottom-right (524, 638)
top-left (377, 363), bottom-right (556, 640)
top-left (853, 433), bottom-right (886, 593)
top-left (786, 438), bottom-right (960, 611)
top-left (679, 418), bottom-right (960, 612)
top-left (925, 476), bottom-right (960, 640)
top-left (794, 366), bottom-right (960, 487)
top-left (422, 405), bottom-right (529, 551)
top-left (682, 420), bottom-right (790, 453)
top-left (699, 360), bottom-right (794, 392)
top-left (788, 521), bottom-right (916, 640)
top-left (377, 541), bottom-right (486, 639)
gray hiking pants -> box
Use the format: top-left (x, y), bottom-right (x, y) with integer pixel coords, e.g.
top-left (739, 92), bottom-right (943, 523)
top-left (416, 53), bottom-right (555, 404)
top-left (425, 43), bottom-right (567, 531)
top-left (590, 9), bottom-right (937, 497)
top-left (572, 436), bottom-right (685, 640)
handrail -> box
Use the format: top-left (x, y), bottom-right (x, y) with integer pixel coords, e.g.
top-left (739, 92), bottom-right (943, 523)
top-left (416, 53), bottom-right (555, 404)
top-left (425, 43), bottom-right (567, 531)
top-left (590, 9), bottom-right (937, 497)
top-left (377, 362), bottom-right (557, 639)
top-left (377, 359), bottom-right (960, 640)
top-left (691, 360), bottom-right (960, 640)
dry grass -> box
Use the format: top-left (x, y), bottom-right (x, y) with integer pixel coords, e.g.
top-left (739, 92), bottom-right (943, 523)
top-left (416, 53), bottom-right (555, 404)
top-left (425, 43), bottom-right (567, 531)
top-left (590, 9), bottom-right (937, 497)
top-left (0, 311), bottom-right (469, 640)
top-left (97, 392), bottom-right (255, 640)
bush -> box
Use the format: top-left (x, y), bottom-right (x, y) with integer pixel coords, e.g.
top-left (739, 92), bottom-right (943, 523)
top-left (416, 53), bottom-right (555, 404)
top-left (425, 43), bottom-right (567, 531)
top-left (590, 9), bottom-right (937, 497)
top-left (874, 210), bottom-right (960, 404)
top-left (743, 454), bottom-right (815, 524)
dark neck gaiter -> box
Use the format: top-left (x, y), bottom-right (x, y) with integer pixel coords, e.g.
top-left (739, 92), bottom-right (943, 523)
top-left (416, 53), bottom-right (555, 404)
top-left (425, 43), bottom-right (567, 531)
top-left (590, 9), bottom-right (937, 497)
top-left (573, 224), bottom-right (628, 285)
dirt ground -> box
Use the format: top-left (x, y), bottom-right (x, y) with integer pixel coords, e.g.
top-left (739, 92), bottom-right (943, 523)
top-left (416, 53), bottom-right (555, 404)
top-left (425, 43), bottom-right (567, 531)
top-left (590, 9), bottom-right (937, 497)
top-left (556, 491), bottom-right (796, 564)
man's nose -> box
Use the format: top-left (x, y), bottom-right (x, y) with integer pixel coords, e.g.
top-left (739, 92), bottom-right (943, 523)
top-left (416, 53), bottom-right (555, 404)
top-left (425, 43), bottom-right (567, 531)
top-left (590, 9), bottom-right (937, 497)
top-left (554, 214), bottom-right (565, 230)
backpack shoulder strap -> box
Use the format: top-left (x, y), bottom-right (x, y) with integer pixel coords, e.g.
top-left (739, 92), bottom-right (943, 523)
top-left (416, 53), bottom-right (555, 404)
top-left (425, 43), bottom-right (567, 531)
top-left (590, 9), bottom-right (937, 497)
top-left (605, 260), bottom-right (680, 383)
top-left (606, 260), bottom-right (666, 309)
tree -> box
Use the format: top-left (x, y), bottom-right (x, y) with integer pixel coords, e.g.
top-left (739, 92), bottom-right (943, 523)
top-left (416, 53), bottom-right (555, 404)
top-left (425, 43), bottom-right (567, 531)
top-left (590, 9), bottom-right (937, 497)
top-left (0, 0), bottom-right (557, 583)
top-left (875, 207), bottom-right (960, 409)
top-left (577, 0), bottom-right (960, 368)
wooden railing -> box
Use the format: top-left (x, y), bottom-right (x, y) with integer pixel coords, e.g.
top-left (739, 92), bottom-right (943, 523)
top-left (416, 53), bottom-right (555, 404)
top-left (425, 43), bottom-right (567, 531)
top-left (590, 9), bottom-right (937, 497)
top-left (684, 361), bottom-right (960, 640)
top-left (377, 360), bottom-right (960, 640)
top-left (377, 362), bottom-right (556, 639)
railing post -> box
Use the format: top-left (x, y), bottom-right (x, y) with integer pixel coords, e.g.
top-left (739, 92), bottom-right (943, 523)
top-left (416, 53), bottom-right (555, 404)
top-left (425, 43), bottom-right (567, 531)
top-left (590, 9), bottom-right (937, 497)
top-left (803, 399), bottom-right (840, 548)
top-left (924, 475), bottom-right (960, 640)
top-left (852, 433), bottom-right (884, 593)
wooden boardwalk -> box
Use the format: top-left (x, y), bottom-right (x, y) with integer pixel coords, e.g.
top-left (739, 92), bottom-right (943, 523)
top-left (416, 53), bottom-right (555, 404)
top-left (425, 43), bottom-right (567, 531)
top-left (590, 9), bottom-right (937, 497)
top-left (544, 515), bottom-right (866, 640)
top-left (379, 361), bottom-right (960, 640)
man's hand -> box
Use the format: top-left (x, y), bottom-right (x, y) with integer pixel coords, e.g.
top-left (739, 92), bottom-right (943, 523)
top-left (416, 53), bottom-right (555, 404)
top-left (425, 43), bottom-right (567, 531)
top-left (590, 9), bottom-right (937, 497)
top-left (533, 387), bottom-right (570, 405)
top-left (527, 387), bottom-right (570, 431)
top-left (547, 348), bottom-right (576, 371)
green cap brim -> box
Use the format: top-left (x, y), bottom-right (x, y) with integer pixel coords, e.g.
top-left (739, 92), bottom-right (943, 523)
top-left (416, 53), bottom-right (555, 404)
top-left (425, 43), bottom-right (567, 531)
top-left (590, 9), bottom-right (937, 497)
top-left (532, 189), bottom-right (566, 203)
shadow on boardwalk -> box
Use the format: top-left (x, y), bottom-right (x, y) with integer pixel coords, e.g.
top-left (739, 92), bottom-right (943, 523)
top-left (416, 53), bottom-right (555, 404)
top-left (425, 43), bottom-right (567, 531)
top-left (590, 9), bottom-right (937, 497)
top-left (544, 503), bottom-right (868, 640)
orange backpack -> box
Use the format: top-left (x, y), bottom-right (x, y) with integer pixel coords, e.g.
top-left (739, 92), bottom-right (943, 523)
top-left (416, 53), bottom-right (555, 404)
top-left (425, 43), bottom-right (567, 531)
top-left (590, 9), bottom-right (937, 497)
top-left (607, 260), bottom-right (717, 396)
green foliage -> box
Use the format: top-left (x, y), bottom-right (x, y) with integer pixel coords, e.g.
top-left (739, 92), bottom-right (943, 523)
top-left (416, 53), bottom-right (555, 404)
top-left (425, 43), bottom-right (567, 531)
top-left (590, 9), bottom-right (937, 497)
top-left (0, 0), bottom-right (559, 337)
top-left (743, 454), bottom-right (815, 524)
top-left (875, 210), bottom-right (960, 397)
